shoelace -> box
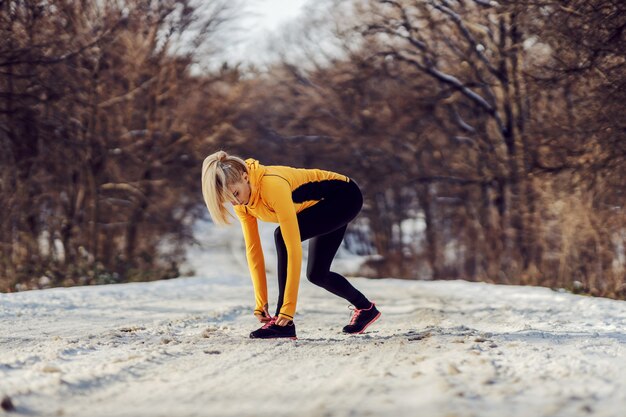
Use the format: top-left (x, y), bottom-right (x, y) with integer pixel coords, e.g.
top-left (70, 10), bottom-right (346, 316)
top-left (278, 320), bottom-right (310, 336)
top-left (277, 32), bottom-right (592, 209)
top-left (261, 316), bottom-right (277, 329)
top-left (348, 305), bottom-right (362, 325)
top-left (348, 303), bottom-right (376, 325)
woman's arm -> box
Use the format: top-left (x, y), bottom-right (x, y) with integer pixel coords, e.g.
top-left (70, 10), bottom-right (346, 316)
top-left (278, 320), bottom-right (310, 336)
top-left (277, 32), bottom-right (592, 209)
top-left (264, 178), bottom-right (302, 321)
top-left (236, 210), bottom-right (269, 317)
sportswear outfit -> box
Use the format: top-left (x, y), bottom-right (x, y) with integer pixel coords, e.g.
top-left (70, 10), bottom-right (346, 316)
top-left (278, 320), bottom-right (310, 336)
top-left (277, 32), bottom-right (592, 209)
top-left (234, 159), bottom-right (380, 336)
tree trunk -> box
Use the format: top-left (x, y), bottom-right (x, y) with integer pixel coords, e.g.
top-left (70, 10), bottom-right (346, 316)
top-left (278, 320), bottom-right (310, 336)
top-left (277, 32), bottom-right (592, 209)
top-left (125, 170), bottom-right (152, 267)
top-left (417, 183), bottom-right (440, 279)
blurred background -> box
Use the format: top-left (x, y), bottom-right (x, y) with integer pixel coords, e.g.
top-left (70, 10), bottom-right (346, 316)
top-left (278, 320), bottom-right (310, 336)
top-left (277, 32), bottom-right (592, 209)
top-left (1, 0), bottom-right (624, 298)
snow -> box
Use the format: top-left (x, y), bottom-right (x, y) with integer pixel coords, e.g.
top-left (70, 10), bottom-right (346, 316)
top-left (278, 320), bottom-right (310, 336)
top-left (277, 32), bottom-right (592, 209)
top-left (2, 221), bottom-right (626, 416)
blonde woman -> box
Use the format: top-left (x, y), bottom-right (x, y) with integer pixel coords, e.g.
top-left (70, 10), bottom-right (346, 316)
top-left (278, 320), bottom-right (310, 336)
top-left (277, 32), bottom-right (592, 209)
top-left (201, 150), bottom-right (381, 339)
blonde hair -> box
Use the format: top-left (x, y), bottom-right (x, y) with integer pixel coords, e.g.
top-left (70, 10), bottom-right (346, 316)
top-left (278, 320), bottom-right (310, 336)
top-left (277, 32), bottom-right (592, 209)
top-left (201, 150), bottom-right (248, 225)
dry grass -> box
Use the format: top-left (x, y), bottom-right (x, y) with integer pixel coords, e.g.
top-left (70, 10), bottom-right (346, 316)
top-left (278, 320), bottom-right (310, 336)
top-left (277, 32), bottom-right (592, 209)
top-left (521, 178), bottom-right (624, 298)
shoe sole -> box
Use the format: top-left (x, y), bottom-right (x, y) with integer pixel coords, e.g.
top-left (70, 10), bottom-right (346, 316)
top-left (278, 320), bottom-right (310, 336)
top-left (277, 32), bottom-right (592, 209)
top-left (250, 336), bottom-right (298, 340)
top-left (346, 312), bottom-right (382, 335)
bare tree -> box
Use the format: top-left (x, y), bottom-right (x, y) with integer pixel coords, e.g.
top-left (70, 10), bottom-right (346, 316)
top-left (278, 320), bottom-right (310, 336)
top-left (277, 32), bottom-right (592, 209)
top-left (0, 0), bottom-right (239, 291)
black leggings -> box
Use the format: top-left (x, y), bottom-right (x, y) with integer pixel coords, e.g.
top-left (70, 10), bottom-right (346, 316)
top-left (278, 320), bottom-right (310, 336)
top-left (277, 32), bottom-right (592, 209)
top-left (274, 178), bottom-right (371, 316)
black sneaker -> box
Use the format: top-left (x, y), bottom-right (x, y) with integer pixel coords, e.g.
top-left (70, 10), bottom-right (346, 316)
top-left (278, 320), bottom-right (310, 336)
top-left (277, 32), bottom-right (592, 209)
top-left (342, 302), bottom-right (381, 334)
top-left (249, 317), bottom-right (297, 340)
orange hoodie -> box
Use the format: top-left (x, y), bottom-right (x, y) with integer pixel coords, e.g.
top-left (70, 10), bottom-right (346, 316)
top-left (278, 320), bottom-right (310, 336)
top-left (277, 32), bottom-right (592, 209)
top-left (233, 158), bottom-right (350, 320)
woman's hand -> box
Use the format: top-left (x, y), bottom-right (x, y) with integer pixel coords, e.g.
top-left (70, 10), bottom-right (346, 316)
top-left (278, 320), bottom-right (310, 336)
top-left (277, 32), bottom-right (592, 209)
top-left (274, 316), bottom-right (291, 326)
top-left (255, 313), bottom-right (271, 323)
top-left (253, 305), bottom-right (291, 326)
top-left (254, 305), bottom-right (272, 323)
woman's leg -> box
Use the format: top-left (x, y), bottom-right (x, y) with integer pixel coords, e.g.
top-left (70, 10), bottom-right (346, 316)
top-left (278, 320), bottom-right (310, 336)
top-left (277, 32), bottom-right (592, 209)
top-left (274, 179), bottom-right (371, 315)
top-left (306, 225), bottom-right (371, 309)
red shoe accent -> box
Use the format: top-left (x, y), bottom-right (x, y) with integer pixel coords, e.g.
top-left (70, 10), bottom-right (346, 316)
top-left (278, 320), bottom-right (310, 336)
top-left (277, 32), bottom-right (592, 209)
top-left (355, 311), bottom-right (381, 334)
top-left (261, 316), bottom-right (277, 329)
top-left (344, 302), bottom-right (381, 334)
top-left (348, 303), bottom-right (375, 325)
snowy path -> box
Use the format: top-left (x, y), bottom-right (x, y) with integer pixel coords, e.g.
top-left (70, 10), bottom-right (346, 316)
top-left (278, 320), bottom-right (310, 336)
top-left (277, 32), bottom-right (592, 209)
top-left (3, 221), bottom-right (626, 416)
top-left (2, 276), bottom-right (626, 417)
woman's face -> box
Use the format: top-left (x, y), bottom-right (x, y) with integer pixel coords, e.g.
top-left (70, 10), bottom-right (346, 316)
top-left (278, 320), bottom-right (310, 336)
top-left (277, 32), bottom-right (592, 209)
top-left (228, 172), bottom-right (251, 205)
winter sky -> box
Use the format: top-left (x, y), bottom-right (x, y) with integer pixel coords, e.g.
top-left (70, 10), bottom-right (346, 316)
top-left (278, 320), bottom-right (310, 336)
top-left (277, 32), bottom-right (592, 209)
top-left (225, 0), bottom-right (311, 66)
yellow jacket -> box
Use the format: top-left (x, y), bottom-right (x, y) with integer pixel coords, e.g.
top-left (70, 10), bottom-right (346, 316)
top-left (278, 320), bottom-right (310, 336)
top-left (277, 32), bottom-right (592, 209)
top-left (234, 158), bottom-right (350, 320)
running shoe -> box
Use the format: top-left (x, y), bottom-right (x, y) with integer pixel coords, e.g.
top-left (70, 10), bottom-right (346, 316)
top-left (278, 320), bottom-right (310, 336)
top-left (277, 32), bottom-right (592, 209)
top-left (342, 303), bottom-right (381, 334)
top-left (249, 317), bottom-right (297, 339)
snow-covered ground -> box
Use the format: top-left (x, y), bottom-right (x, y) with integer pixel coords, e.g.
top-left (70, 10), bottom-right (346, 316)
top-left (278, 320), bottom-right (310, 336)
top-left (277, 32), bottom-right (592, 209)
top-left (2, 221), bottom-right (626, 417)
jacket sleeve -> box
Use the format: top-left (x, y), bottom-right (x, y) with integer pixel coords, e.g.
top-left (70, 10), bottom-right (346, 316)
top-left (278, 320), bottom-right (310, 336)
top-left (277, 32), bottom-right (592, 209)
top-left (235, 208), bottom-right (268, 316)
top-left (264, 177), bottom-right (302, 320)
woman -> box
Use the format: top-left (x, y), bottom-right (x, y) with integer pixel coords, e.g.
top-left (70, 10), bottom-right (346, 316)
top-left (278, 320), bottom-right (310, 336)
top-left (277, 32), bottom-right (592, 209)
top-left (201, 150), bottom-right (381, 339)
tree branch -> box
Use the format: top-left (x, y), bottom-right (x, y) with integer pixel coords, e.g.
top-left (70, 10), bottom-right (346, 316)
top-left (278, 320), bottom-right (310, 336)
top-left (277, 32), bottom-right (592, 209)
top-left (431, 0), bottom-right (500, 77)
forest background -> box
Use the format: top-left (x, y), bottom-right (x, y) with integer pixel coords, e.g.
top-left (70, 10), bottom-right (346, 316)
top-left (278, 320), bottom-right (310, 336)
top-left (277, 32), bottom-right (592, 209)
top-left (1, 0), bottom-right (624, 299)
